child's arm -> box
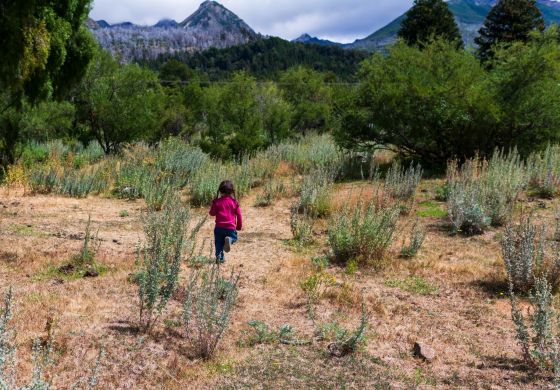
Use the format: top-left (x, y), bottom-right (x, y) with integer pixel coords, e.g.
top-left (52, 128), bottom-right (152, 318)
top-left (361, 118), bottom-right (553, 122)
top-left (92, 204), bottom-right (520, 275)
top-left (209, 200), bottom-right (217, 216)
top-left (236, 205), bottom-right (243, 231)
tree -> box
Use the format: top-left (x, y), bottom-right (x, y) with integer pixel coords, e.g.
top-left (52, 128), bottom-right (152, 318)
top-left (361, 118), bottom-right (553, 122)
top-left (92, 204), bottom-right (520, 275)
top-left (279, 67), bottom-right (333, 134)
top-left (337, 40), bottom-right (499, 167)
top-left (0, 0), bottom-right (95, 164)
top-left (489, 27), bottom-right (560, 155)
top-left (74, 51), bottom-right (166, 154)
top-left (257, 82), bottom-right (293, 144)
top-left (475, 0), bottom-right (545, 63)
top-left (398, 0), bottom-right (463, 49)
top-left (199, 72), bottom-right (265, 158)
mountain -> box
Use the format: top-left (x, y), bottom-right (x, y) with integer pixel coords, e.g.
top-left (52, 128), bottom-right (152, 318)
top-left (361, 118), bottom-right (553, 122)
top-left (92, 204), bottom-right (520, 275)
top-left (345, 0), bottom-right (560, 51)
top-left (292, 34), bottom-right (341, 47)
top-left (89, 1), bottom-right (258, 62)
top-left (154, 19), bottom-right (179, 28)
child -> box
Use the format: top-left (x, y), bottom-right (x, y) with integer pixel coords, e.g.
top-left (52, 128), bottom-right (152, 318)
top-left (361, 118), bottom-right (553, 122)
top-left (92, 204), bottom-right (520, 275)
top-left (209, 180), bottom-right (243, 263)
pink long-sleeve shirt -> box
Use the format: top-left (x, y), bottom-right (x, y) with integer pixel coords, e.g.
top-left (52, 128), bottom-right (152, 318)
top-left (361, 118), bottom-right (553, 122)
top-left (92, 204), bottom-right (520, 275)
top-left (209, 195), bottom-right (243, 231)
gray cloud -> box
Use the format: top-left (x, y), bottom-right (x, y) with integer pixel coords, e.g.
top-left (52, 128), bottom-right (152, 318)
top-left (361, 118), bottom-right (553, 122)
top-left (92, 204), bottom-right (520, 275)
top-left (90, 0), bottom-right (413, 43)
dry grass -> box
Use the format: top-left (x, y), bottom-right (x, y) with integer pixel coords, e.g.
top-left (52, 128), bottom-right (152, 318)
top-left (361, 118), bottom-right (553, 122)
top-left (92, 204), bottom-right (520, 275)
top-left (0, 182), bottom-right (558, 389)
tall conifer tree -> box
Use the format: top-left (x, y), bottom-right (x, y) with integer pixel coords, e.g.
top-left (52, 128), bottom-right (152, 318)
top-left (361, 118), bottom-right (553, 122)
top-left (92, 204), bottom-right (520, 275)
top-left (398, 0), bottom-right (464, 49)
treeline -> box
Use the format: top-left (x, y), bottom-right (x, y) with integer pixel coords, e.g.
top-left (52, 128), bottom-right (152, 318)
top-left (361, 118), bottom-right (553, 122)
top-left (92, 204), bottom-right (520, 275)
top-left (141, 37), bottom-right (368, 81)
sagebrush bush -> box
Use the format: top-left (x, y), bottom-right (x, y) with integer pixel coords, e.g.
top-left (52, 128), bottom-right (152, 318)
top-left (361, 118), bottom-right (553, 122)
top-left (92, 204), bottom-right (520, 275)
top-left (401, 219), bottom-right (426, 258)
top-left (290, 208), bottom-right (314, 244)
top-left (527, 144), bottom-right (560, 198)
top-left (138, 197), bottom-right (190, 331)
top-left (502, 218), bottom-right (560, 294)
top-left (326, 300), bottom-right (369, 357)
top-left (384, 161), bottom-right (423, 202)
top-left (255, 180), bottom-right (286, 207)
top-left (243, 321), bottom-right (305, 347)
top-left (446, 151), bottom-right (524, 234)
top-left (509, 276), bottom-right (560, 384)
top-left (183, 265), bottom-right (239, 359)
top-left (328, 201), bottom-right (400, 266)
top-left (295, 166), bottom-right (337, 218)
top-left (0, 288), bottom-right (102, 389)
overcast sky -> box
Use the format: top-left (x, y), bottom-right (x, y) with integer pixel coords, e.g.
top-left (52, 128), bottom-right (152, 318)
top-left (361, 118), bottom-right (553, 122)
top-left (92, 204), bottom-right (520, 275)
top-left (90, 0), bottom-right (413, 43)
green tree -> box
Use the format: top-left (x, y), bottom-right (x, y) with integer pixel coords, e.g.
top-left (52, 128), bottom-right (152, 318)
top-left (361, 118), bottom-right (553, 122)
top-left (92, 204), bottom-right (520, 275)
top-left (338, 40), bottom-right (499, 166)
top-left (475, 0), bottom-right (545, 63)
top-left (199, 72), bottom-right (265, 158)
top-left (74, 51), bottom-right (166, 154)
top-left (279, 67), bottom-right (333, 134)
top-left (258, 82), bottom-right (293, 144)
top-left (0, 0), bottom-right (95, 164)
top-left (489, 27), bottom-right (560, 154)
top-left (398, 0), bottom-right (463, 49)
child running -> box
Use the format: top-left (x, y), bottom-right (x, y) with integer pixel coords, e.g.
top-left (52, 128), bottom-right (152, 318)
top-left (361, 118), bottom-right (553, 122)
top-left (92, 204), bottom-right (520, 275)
top-left (209, 180), bottom-right (243, 263)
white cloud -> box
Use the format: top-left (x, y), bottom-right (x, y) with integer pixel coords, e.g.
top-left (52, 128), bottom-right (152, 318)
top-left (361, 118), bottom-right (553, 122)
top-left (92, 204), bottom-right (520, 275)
top-left (89, 0), bottom-right (413, 43)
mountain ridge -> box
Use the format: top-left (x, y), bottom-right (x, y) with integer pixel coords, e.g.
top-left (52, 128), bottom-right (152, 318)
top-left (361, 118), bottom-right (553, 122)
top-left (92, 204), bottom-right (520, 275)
top-left (88, 1), bottom-right (258, 62)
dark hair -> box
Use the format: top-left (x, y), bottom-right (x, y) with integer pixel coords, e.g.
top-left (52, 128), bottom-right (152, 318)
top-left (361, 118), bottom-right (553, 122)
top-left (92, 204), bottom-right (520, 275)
top-left (216, 180), bottom-right (236, 200)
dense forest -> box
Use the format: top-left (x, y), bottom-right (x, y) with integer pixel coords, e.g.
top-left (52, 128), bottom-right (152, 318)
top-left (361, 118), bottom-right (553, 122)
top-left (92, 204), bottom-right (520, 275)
top-left (141, 37), bottom-right (369, 81)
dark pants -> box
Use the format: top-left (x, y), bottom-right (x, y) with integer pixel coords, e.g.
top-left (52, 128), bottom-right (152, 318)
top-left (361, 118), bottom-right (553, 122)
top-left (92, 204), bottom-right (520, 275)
top-left (214, 227), bottom-right (238, 263)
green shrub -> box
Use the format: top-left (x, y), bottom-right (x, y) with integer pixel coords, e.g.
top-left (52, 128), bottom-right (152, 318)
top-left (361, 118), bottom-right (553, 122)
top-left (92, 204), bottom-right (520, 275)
top-left (183, 265), bottom-right (240, 359)
top-left (137, 197), bottom-right (190, 331)
top-left (502, 218), bottom-right (560, 294)
top-left (328, 202), bottom-right (400, 266)
top-left (255, 180), bottom-right (286, 207)
top-left (242, 321), bottom-right (305, 347)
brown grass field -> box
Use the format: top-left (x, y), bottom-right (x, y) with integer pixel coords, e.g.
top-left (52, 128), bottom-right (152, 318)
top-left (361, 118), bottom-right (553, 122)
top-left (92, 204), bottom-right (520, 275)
top-left (0, 179), bottom-right (557, 389)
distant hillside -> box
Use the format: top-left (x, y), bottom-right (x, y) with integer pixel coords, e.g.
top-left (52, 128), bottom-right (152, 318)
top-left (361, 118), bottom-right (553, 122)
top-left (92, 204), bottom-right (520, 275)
top-left (345, 0), bottom-right (560, 51)
top-left (143, 37), bottom-right (368, 81)
top-left (292, 34), bottom-right (341, 47)
top-left (88, 1), bottom-right (258, 62)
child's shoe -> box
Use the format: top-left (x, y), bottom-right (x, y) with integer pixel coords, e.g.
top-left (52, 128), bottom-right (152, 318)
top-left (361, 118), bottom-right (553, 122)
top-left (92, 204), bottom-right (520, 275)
top-left (224, 237), bottom-right (232, 253)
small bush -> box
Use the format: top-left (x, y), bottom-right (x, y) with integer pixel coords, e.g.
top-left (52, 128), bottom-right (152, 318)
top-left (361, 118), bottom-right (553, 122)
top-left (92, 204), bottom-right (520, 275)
top-left (447, 152), bottom-right (525, 234)
top-left (242, 321), bottom-right (306, 347)
top-left (57, 216), bottom-right (105, 279)
top-left (502, 218), bottom-right (560, 294)
top-left (326, 300), bottom-right (369, 357)
top-left (508, 276), bottom-right (560, 383)
top-left (527, 144), bottom-right (560, 199)
top-left (254, 180), bottom-right (286, 207)
top-left (137, 197), bottom-right (190, 331)
top-left (0, 288), bottom-right (102, 389)
top-left (183, 265), bottom-right (240, 359)
top-left (401, 219), bottom-right (426, 258)
top-left (300, 272), bottom-right (338, 303)
top-left (384, 161), bottom-right (423, 202)
top-left (328, 202), bottom-right (399, 266)
top-left (295, 167), bottom-right (336, 218)
top-left (290, 209), bottom-right (314, 244)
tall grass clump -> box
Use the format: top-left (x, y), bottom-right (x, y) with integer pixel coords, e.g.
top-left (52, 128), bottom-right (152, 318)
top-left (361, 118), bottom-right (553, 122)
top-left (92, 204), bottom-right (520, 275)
top-left (328, 201), bottom-right (400, 267)
top-left (526, 144), bottom-right (560, 199)
top-left (155, 139), bottom-right (209, 187)
top-left (447, 151), bottom-right (525, 235)
top-left (182, 265), bottom-right (240, 359)
top-left (508, 276), bottom-right (560, 385)
top-left (502, 218), bottom-right (560, 294)
top-left (137, 197), bottom-right (190, 331)
top-left (384, 161), bottom-right (423, 202)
